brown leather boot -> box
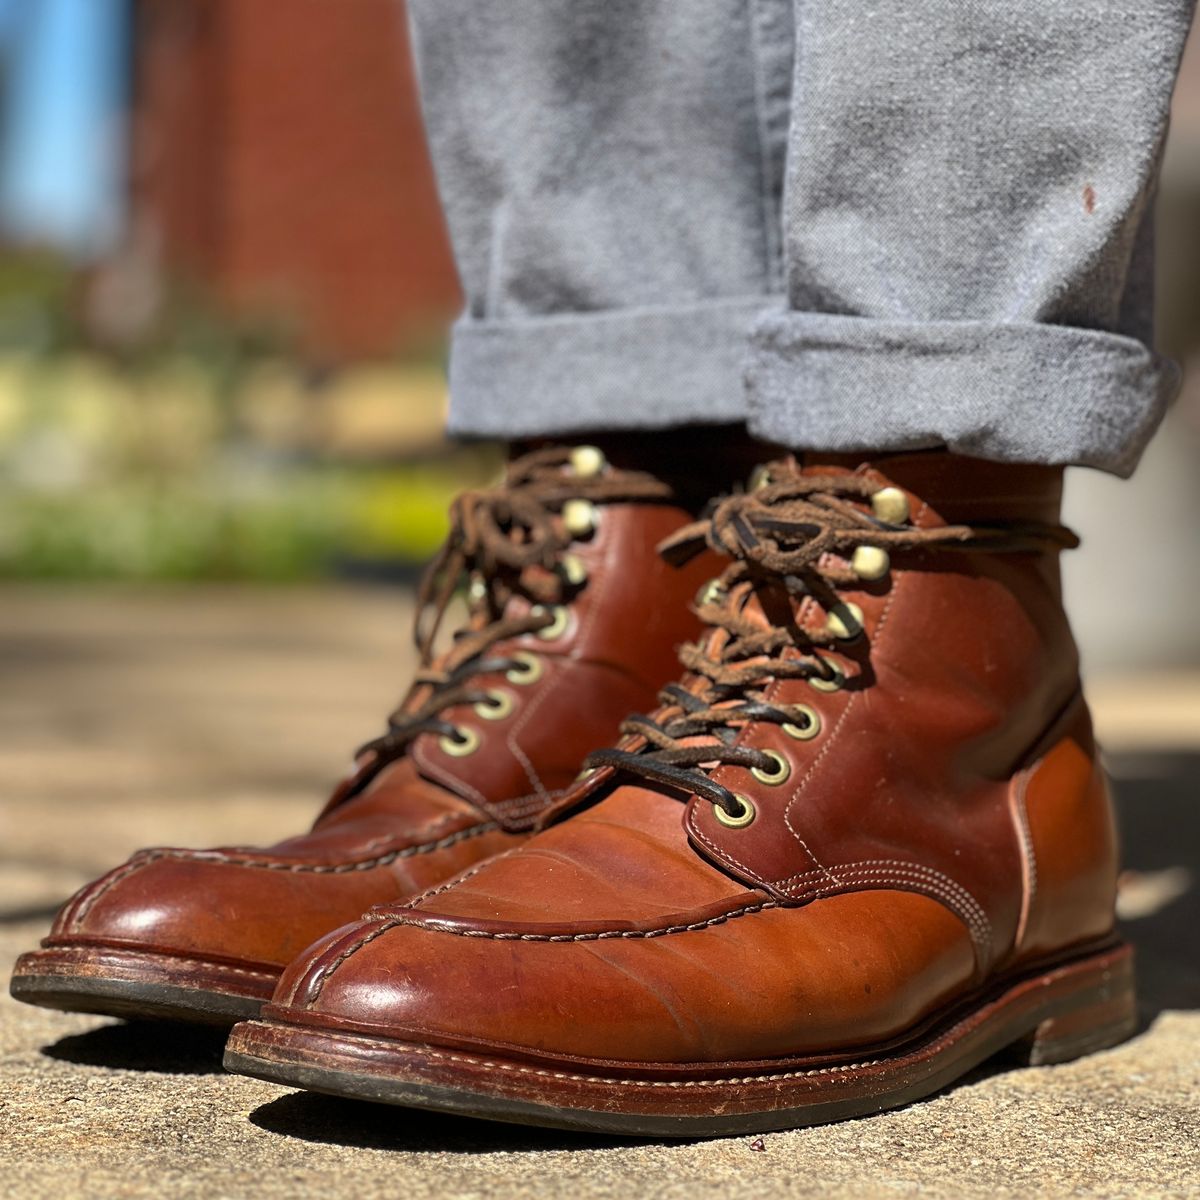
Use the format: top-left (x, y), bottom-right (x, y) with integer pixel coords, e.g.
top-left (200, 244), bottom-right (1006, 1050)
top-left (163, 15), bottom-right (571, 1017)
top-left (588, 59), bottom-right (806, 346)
top-left (10, 446), bottom-right (720, 1024)
top-left (226, 453), bottom-right (1134, 1134)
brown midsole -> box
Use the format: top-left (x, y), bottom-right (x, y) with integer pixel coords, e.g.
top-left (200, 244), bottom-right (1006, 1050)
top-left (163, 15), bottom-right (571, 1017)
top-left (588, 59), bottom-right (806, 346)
top-left (12, 943), bottom-right (279, 1004)
top-left (225, 940), bottom-right (1135, 1130)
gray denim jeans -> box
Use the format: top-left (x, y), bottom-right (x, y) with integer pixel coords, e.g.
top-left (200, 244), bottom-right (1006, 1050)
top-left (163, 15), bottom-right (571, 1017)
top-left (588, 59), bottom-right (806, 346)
top-left (406, 0), bottom-right (1195, 476)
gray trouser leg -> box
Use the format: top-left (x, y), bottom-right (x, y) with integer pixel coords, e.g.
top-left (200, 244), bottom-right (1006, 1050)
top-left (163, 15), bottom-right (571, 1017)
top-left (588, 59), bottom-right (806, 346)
top-left (405, 0), bottom-right (792, 438)
top-left (406, 0), bottom-right (1194, 475)
top-left (746, 0), bottom-right (1194, 476)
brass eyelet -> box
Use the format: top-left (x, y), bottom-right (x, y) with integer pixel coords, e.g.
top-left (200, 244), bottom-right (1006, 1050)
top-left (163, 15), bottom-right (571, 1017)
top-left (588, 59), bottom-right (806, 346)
top-left (559, 553), bottom-right (588, 587)
top-left (748, 464), bottom-right (772, 492)
top-left (750, 749), bottom-right (791, 786)
top-left (531, 604), bottom-right (570, 641)
top-left (474, 689), bottom-right (514, 721)
top-left (870, 486), bottom-right (909, 524)
top-left (782, 706), bottom-right (822, 741)
top-left (695, 578), bottom-right (724, 608)
top-left (438, 726), bottom-right (480, 757)
top-left (562, 498), bottom-right (597, 537)
top-left (851, 545), bottom-right (890, 581)
top-left (714, 793), bottom-right (756, 828)
top-left (824, 601), bottom-right (864, 641)
top-left (505, 651), bottom-right (543, 685)
top-left (807, 658), bottom-right (846, 693)
top-left (569, 445), bottom-right (606, 478)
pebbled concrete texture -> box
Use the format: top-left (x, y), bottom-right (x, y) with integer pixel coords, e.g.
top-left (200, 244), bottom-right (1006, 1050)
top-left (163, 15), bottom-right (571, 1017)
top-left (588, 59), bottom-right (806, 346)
top-left (2, 944), bottom-right (1198, 1200)
top-left (1, 585), bottom-right (1199, 1200)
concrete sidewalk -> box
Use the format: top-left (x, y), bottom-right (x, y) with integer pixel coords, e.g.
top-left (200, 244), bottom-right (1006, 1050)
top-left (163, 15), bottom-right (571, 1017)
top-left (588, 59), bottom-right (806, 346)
top-left (2, 586), bottom-right (1198, 1199)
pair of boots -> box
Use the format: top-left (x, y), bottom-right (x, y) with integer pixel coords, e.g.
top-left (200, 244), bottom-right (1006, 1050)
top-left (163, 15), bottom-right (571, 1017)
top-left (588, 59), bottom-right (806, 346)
top-left (11, 446), bottom-right (1132, 1137)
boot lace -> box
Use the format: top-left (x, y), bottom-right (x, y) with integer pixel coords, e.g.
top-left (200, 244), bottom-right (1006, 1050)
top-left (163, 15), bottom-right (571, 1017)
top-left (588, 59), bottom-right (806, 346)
top-left (584, 467), bottom-right (1078, 821)
top-left (355, 447), bottom-right (674, 780)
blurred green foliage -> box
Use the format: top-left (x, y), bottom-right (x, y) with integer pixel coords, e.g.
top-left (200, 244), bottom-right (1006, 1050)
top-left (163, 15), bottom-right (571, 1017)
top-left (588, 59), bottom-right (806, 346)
top-left (0, 250), bottom-right (79, 354)
top-left (0, 466), bottom-right (469, 581)
top-left (0, 307), bottom-right (498, 580)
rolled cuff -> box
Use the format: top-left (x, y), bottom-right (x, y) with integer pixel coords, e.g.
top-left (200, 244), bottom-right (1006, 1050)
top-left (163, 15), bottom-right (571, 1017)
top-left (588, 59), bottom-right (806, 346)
top-left (444, 297), bottom-right (771, 439)
top-left (745, 311), bottom-right (1180, 477)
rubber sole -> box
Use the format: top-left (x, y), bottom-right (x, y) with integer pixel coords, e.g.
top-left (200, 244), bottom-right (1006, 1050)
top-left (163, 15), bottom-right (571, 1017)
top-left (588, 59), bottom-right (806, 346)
top-left (224, 940), bottom-right (1136, 1137)
top-left (10, 945), bottom-right (278, 1026)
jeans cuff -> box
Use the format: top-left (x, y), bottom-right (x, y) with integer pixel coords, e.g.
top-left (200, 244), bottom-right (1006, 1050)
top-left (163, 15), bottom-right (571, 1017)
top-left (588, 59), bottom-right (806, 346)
top-left (745, 311), bottom-right (1180, 477)
top-left (444, 297), bottom-right (773, 439)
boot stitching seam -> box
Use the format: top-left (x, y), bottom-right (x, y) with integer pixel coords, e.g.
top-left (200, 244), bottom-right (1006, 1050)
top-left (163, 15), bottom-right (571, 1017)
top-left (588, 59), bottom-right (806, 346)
top-left (67, 823), bottom-right (500, 927)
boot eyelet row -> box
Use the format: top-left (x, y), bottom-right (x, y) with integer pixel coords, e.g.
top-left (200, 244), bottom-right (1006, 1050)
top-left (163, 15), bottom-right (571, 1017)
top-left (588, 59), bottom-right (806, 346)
top-left (559, 553), bottom-right (588, 587)
top-left (870, 485), bottom-right (910, 524)
top-left (748, 464), bottom-right (772, 492)
top-left (474, 689), bottom-right (514, 721)
top-left (851, 545), bottom-right (890, 580)
top-left (807, 658), bottom-right (846, 693)
top-left (824, 601), bottom-right (864, 640)
top-left (532, 605), bottom-right (570, 641)
top-left (750, 749), bottom-right (791, 786)
top-left (695, 578), bottom-right (724, 608)
top-left (439, 726), bottom-right (481, 757)
top-left (568, 445), bottom-right (606, 478)
top-left (562, 498), bottom-right (598, 538)
top-left (505, 651), bottom-right (543, 685)
top-left (714, 793), bottom-right (757, 828)
top-left (782, 706), bottom-right (822, 741)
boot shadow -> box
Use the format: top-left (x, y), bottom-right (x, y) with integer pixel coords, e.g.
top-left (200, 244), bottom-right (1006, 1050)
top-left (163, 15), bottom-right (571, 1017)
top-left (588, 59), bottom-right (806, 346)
top-left (42, 1020), bottom-right (229, 1075)
top-left (248, 1089), bottom-right (662, 1153)
top-left (1108, 752), bottom-right (1200, 1023)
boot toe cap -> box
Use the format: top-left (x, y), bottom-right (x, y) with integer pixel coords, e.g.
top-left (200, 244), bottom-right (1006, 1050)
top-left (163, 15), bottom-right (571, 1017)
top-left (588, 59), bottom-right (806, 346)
top-left (270, 889), bottom-right (979, 1065)
top-left (47, 849), bottom-right (381, 970)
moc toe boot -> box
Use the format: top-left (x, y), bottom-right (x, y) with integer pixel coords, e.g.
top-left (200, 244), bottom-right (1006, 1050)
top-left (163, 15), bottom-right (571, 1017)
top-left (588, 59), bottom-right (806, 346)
top-left (226, 454), bottom-right (1134, 1134)
top-left (11, 447), bottom-right (718, 1025)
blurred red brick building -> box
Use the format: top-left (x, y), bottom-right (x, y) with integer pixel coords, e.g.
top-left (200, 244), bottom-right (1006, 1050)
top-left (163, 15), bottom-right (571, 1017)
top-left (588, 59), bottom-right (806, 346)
top-left (131, 0), bottom-right (460, 358)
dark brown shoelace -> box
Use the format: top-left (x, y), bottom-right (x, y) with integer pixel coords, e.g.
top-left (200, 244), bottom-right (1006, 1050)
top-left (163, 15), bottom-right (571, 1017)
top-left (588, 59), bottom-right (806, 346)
top-left (354, 447), bottom-right (674, 779)
top-left (585, 467), bottom-right (1079, 820)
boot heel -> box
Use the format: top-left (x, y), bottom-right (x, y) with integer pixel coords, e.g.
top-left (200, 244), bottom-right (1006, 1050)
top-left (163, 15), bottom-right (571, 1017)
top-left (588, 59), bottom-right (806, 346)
top-left (1009, 946), bottom-right (1138, 1067)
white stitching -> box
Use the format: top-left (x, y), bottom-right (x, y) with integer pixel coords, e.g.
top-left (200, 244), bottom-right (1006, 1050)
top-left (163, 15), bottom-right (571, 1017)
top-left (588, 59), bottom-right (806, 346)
top-left (357, 1039), bottom-right (889, 1087)
top-left (400, 857), bottom-right (506, 910)
top-left (780, 547), bottom-right (907, 864)
top-left (796, 861), bottom-right (991, 943)
top-left (304, 919), bottom-right (401, 1008)
top-left (1008, 768), bottom-right (1038, 948)
top-left (358, 900), bottom-right (779, 944)
top-left (47, 944), bottom-right (278, 981)
top-left (791, 869), bottom-right (990, 949)
top-left (776, 858), bottom-right (989, 932)
top-left (412, 738), bottom-right (492, 809)
top-left (289, 992), bottom-right (1029, 1089)
top-left (68, 854), bottom-right (157, 926)
top-left (71, 821), bottom-right (501, 933)
top-left (178, 822), bottom-right (500, 873)
top-left (502, 523), bottom-right (612, 801)
top-left (687, 819), bottom-right (768, 883)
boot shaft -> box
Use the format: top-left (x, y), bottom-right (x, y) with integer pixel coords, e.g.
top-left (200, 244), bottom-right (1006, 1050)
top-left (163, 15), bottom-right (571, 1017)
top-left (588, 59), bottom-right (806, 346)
top-left (327, 445), bottom-right (722, 830)
top-left (557, 452), bottom-right (1118, 974)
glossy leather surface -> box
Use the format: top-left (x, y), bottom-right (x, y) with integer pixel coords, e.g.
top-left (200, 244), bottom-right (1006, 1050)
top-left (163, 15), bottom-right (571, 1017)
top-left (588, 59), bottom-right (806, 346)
top-left (264, 454), bottom-right (1120, 1067)
top-left (39, 493), bottom-right (716, 977)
